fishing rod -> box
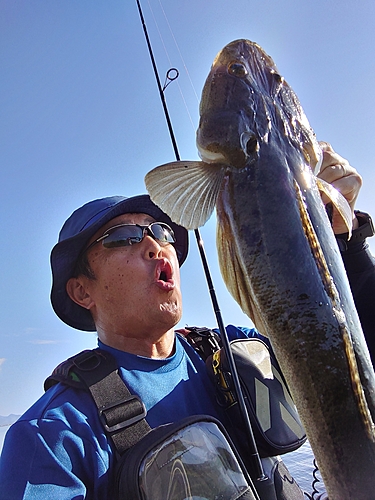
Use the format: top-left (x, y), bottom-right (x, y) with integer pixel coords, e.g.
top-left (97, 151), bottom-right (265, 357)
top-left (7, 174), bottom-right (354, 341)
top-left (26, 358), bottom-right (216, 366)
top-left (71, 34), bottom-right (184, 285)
top-left (135, 0), bottom-right (266, 483)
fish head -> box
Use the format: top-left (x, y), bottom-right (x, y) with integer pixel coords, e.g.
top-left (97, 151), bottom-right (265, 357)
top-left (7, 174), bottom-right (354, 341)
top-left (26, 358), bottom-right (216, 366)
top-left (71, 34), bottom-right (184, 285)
top-left (197, 39), bottom-right (322, 173)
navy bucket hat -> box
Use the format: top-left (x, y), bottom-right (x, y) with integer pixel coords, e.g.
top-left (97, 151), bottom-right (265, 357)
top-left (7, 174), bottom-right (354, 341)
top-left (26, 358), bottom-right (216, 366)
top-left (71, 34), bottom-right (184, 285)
top-left (50, 195), bottom-right (189, 332)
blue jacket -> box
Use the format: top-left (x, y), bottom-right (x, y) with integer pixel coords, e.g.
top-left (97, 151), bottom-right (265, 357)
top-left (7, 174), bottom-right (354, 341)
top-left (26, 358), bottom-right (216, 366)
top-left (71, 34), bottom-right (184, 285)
top-left (0, 329), bottom-right (257, 499)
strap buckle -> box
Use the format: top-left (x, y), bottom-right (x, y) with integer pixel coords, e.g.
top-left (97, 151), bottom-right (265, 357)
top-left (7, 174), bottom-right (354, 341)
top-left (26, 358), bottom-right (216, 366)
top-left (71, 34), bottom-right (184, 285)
top-left (99, 395), bottom-right (147, 433)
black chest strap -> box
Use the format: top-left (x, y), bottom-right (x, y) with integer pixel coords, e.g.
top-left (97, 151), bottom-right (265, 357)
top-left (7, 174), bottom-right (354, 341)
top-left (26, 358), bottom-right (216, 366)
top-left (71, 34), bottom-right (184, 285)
top-left (44, 348), bottom-right (151, 455)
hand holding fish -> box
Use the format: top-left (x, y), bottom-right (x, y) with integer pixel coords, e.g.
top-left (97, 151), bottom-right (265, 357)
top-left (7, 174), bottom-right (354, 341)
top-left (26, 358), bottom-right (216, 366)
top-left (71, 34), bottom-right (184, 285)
top-left (318, 141), bottom-right (362, 234)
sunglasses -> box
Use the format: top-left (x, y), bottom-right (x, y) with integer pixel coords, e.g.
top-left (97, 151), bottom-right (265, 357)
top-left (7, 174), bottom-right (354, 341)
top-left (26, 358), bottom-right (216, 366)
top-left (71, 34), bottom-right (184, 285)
top-left (85, 222), bottom-right (176, 253)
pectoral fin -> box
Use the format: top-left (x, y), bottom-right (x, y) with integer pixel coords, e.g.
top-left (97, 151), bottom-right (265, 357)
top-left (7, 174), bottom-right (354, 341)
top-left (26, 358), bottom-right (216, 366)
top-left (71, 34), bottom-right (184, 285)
top-left (145, 161), bottom-right (226, 230)
top-left (316, 177), bottom-right (353, 238)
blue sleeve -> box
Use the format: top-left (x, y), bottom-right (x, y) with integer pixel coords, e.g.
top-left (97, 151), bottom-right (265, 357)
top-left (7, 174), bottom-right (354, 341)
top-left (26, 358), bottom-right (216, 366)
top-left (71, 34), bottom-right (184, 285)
top-left (213, 324), bottom-right (272, 349)
top-left (0, 386), bottom-right (113, 500)
top-left (341, 240), bottom-right (375, 364)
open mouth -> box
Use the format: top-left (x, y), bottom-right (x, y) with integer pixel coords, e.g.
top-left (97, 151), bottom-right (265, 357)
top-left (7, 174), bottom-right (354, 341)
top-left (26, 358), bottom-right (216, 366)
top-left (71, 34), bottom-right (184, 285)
top-left (156, 260), bottom-right (173, 285)
top-left (159, 271), bottom-right (168, 282)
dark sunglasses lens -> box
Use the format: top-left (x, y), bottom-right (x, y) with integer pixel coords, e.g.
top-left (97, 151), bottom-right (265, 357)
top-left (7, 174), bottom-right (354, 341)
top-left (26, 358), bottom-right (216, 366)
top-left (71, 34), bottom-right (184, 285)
top-left (102, 226), bottom-right (143, 248)
top-left (150, 223), bottom-right (175, 243)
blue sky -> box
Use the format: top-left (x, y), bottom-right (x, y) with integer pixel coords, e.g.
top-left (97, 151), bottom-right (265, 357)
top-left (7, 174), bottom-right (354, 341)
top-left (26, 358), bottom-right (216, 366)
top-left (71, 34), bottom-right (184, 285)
top-left (1, 0), bottom-right (374, 417)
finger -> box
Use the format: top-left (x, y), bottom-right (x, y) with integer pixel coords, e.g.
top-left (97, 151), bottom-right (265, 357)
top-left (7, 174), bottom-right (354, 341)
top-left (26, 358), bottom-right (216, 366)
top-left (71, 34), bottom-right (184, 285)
top-left (318, 161), bottom-right (355, 184)
top-left (317, 178), bottom-right (353, 235)
top-left (318, 141), bottom-right (352, 180)
top-left (320, 173), bottom-right (362, 234)
top-left (319, 141), bottom-right (334, 154)
top-left (330, 174), bottom-right (362, 206)
top-left (317, 141), bottom-right (362, 233)
top-left (319, 173), bottom-right (362, 209)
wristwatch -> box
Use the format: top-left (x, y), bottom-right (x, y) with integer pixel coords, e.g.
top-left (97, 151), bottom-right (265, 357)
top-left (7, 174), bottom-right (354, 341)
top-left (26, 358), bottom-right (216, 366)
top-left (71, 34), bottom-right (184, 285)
top-left (351, 211), bottom-right (375, 241)
top-left (336, 210), bottom-right (374, 251)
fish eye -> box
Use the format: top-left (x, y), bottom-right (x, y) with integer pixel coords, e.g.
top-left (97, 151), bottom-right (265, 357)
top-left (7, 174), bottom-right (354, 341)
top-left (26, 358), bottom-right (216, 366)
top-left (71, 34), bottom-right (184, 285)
top-left (228, 61), bottom-right (247, 77)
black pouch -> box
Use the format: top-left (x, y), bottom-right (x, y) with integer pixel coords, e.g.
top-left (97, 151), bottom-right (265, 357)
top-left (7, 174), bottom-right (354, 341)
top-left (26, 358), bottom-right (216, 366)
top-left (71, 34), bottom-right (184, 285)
top-left (115, 414), bottom-right (259, 500)
top-left (206, 338), bottom-right (306, 458)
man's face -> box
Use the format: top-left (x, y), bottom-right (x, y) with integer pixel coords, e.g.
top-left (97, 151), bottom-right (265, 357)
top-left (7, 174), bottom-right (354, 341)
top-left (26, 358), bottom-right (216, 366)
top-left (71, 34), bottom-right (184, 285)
top-left (80, 212), bottom-right (182, 342)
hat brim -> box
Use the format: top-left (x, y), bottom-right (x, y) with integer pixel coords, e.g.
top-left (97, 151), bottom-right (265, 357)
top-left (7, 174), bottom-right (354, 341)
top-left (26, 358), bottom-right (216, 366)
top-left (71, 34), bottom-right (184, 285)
top-left (50, 195), bottom-right (188, 331)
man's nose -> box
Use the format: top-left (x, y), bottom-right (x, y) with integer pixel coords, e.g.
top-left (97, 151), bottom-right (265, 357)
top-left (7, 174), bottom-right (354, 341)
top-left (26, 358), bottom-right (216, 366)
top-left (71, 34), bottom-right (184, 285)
top-left (142, 234), bottom-right (164, 259)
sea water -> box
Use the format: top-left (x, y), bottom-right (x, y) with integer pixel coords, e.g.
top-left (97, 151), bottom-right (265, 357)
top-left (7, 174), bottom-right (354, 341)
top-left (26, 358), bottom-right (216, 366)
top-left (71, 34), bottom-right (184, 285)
top-left (283, 441), bottom-right (327, 498)
top-left (0, 426), bottom-right (10, 454)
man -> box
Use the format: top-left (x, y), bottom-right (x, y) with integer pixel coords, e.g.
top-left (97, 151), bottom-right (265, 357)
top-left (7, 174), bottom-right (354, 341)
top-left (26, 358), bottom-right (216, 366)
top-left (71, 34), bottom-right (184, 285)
top-left (0, 143), bottom-right (374, 499)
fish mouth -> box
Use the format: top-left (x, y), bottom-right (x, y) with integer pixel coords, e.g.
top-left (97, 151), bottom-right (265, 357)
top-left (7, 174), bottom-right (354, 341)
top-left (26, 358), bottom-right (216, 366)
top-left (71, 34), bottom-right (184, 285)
top-left (197, 146), bottom-right (226, 164)
top-left (197, 129), bottom-right (259, 168)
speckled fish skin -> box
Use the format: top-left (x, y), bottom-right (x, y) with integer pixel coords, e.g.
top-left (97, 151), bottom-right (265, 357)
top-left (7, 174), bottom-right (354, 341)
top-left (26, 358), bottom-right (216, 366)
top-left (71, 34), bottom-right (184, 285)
top-left (203, 40), bottom-right (375, 499)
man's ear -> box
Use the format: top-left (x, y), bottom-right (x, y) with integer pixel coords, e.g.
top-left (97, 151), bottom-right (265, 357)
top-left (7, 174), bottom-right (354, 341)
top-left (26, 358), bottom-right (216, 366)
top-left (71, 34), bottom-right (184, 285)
top-left (66, 277), bottom-right (95, 311)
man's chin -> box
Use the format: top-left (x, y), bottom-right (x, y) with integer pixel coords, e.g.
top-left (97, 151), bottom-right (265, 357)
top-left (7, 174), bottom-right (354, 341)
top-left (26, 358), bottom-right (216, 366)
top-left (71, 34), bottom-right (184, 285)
top-left (159, 301), bottom-right (182, 324)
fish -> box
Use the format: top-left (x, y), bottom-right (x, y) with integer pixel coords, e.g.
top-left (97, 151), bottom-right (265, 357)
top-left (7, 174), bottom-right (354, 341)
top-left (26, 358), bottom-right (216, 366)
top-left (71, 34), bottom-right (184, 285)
top-left (145, 39), bottom-right (375, 499)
